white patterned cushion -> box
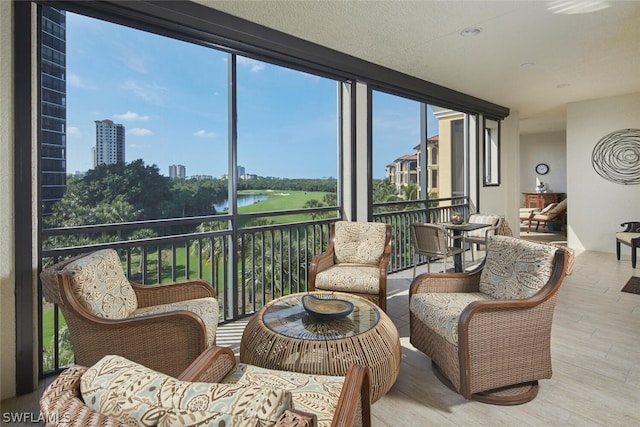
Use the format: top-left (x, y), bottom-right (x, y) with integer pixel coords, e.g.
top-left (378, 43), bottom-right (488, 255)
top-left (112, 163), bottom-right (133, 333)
top-left (410, 292), bottom-right (492, 346)
top-left (81, 355), bottom-right (292, 427)
top-left (333, 221), bottom-right (387, 265)
top-left (466, 214), bottom-right (500, 239)
top-left (223, 363), bottom-right (344, 427)
top-left (479, 236), bottom-right (558, 299)
top-left (314, 264), bottom-right (380, 294)
top-left (133, 297), bottom-right (219, 346)
top-left (158, 408), bottom-right (260, 427)
top-left (64, 249), bottom-right (138, 319)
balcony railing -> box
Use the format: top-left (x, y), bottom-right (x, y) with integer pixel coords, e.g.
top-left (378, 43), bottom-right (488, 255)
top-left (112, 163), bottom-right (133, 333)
top-left (39, 198), bottom-right (468, 374)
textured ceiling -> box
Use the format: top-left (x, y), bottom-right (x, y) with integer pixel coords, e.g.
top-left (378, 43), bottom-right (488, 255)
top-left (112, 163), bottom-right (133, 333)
top-left (198, 0), bottom-right (640, 134)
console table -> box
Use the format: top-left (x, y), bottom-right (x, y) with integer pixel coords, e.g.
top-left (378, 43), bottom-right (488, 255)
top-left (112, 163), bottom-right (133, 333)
top-left (522, 192), bottom-right (564, 209)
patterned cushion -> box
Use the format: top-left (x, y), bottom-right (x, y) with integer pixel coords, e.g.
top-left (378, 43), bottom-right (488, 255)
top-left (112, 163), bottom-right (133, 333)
top-left (479, 236), bottom-right (558, 299)
top-left (158, 408), bottom-right (260, 427)
top-left (314, 264), bottom-right (380, 294)
top-left (133, 297), bottom-right (219, 346)
top-left (222, 363), bottom-right (344, 427)
top-left (81, 355), bottom-right (292, 427)
top-left (333, 221), bottom-right (387, 265)
top-left (63, 249), bottom-right (138, 319)
top-left (466, 214), bottom-right (500, 239)
top-left (410, 292), bottom-right (492, 346)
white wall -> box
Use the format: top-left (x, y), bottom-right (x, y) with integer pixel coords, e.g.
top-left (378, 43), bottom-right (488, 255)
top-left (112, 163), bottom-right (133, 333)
top-left (520, 131), bottom-right (567, 200)
top-left (1, 0), bottom-right (17, 399)
top-left (567, 92), bottom-right (640, 253)
top-left (478, 111), bottom-right (521, 236)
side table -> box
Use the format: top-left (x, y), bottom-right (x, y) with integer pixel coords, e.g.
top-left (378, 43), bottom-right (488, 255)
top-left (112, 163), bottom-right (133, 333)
top-left (240, 291), bottom-right (401, 403)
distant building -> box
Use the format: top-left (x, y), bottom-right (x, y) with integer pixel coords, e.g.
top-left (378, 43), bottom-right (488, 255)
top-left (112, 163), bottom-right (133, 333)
top-left (190, 174), bottom-right (214, 180)
top-left (41, 6), bottom-right (66, 215)
top-left (93, 119), bottom-right (125, 167)
top-left (237, 165), bottom-right (246, 177)
top-left (169, 164), bottom-right (186, 179)
top-left (240, 173), bottom-right (258, 180)
top-left (385, 153), bottom-right (418, 190)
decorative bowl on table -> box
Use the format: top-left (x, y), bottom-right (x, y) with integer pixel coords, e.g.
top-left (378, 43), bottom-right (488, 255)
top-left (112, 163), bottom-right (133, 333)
top-left (451, 214), bottom-right (464, 225)
top-left (302, 294), bottom-right (354, 320)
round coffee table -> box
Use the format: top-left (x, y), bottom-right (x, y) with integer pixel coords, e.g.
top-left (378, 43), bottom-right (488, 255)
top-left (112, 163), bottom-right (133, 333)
top-left (240, 291), bottom-right (401, 403)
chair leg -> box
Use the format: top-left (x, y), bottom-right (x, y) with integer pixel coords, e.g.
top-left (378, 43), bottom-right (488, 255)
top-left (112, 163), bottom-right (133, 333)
top-left (616, 240), bottom-right (621, 260)
top-left (633, 246), bottom-right (637, 268)
top-left (413, 254), bottom-right (417, 279)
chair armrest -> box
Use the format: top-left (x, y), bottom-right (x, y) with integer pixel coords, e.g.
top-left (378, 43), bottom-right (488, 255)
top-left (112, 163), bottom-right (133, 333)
top-left (177, 345), bottom-right (237, 383)
top-left (331, 365), bottom-right (371, 427)
top-left (132, 280), bottom-right (215, 307)
top-left (409, 268), bottom-right (482, 296)
top-left (308, 250), bottom-right (336, 290)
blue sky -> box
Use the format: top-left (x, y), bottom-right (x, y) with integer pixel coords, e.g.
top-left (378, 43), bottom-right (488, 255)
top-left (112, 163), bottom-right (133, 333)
top-left (66, 12), bottom-right (436, 179)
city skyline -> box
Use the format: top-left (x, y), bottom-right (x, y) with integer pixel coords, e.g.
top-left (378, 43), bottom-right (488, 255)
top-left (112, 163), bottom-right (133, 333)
top-left (66, 12), bottom-right (437, 180)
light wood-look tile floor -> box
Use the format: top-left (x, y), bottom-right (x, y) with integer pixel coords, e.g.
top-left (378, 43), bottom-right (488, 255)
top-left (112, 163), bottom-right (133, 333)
top-left (2, 246), bottom-right (639, 426)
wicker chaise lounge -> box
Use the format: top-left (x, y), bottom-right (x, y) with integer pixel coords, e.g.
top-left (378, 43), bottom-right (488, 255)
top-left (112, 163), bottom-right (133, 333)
top-left (409, 235), bottom-right (569, 405)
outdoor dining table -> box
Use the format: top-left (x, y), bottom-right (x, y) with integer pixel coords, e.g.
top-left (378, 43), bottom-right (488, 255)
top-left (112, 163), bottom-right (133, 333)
top-left (438, 221), bottom-right (491, 272)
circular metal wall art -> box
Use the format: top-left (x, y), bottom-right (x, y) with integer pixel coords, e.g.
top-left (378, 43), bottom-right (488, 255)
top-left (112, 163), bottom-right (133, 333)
top-left (591, 128), bottom-right (640, 185)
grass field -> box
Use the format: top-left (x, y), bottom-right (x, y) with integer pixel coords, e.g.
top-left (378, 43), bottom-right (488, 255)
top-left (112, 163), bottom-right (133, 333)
top-left (42, 189), bottom-right (332, 363)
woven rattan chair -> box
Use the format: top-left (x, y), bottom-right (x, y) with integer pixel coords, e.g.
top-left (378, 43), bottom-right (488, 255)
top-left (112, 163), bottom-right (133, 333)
top-left (309, 221), bottom-right (392, 312)
top-left (40, 249), bottom-right (219, 377)
top-left (409, 235), bottom-right (569, 405)
top-left (40, 346), bottom-right (371, 427)
top-left (410, 222), bottom-right (465, 278)
top-left (464, 213), bottom-right (509, 261)
top-left (616, 221), bottom-right (640, 268)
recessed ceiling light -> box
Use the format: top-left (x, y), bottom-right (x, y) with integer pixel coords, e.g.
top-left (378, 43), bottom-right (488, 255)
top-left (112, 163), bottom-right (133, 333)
top-left (460, 27), bottom-right (482, 37)
top-left (520, 62), bottom-right (536, 69)
top-left (556, 83), bottom-right (570, 88)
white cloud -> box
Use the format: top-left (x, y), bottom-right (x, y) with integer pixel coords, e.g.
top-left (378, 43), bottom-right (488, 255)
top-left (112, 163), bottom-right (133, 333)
top-left (67, 73), bottom-right (94, 89)
top-left (115, 111), bottom-right (150, 121)
top-left (193, 130), bottom-right (216, 138)
top-left (66, 126), bottom-right (81, 138)
top-left (120, 80), bottom-right (165, 104)
top-left (236, 57), bottom-right (265, 72)
top-left (129, 128), bottom-right (153, 136)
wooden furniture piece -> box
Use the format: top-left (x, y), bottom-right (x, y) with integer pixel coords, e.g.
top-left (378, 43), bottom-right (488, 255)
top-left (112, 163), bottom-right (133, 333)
top-left (40, 249), bottom-right (219, 377)
top-left (309, 221), bottom-right (392, 312)
top-left (616, 221), bottom-right (640, 268)
top-left (522, 192), bottom-right (564, 209)
top-left (240, 291), bottom-right (401, 403)
top-left (410, 223), bottom-right (465, 277)
top-left (409, 236), bottom-right (569, 405)
top-left (40, 346), bottom-right (371, 427)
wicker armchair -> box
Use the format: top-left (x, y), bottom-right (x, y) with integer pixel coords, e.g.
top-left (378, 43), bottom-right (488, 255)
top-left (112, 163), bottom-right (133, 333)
top-left (464, 213), bottom-right (502, 261)
top-left (40, 346), bottom-right (371, 427)
top-left (309, 221), bottom-right (392, 312)
top-left (40, 249), bottom-right (219, 377)
top-left (409, 235), bottom-right (569, 405)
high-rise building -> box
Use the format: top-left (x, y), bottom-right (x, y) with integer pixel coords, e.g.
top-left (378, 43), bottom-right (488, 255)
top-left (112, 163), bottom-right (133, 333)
top-left (93, 119), bottom-right (125, 167)
top-left (169, 164), bottom-right (186, 179)
top-left (40, 6), bottom-right (67, 216)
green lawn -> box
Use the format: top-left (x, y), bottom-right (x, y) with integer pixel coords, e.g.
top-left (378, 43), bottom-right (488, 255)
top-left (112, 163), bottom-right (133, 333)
top-left (42, 189), bottom-right (332, 355)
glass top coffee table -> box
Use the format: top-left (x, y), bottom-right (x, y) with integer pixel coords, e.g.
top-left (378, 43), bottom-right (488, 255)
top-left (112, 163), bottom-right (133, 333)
top-left (240, 291), bottom-right (401, 403)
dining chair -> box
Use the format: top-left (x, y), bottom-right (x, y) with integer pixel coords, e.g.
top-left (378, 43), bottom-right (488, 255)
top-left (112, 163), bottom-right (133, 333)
top-left (410, 223), bottom-right (465, 278)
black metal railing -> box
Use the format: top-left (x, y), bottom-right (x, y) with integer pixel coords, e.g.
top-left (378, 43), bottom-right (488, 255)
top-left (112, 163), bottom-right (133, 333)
top-left (39, 198), bottom-right (469, 374)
